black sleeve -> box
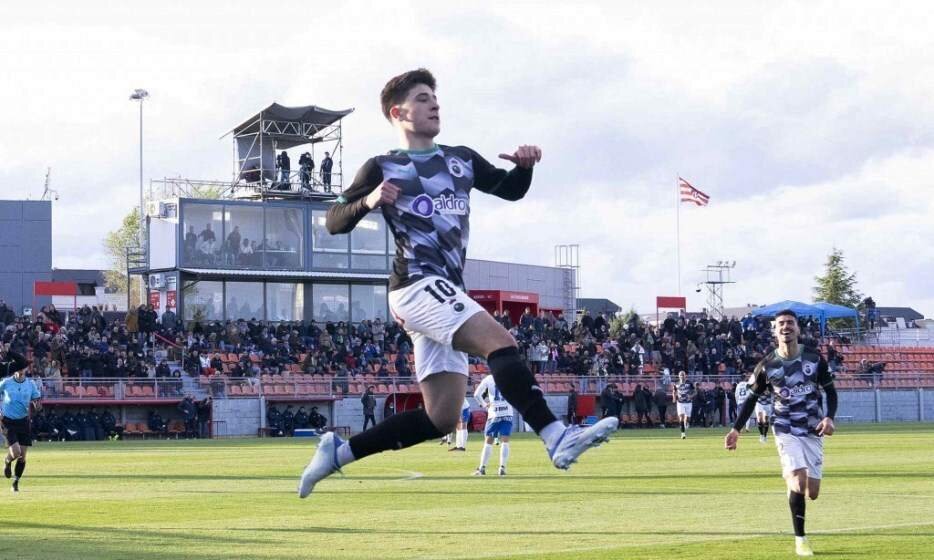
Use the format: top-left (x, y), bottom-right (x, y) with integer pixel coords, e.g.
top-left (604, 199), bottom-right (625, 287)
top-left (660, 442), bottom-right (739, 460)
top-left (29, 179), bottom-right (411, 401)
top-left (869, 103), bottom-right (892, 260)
top-left (325, 159), bottom-right (384, 234)
top-left (817, 357), bottom-right (837, 419)
top-left (467, 148), bottom-right (533, 201)
top-left (732, 363), bottom-right (768, 431)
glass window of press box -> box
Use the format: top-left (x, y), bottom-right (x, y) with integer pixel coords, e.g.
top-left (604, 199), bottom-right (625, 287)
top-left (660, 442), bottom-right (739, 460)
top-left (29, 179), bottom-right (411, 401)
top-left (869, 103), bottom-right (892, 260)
top-left (311, 209), bottom-right (348, 269)
top-left (182, 280), bottom-right (304, 323)
top-left (351, 213), bottom-right (388, 269)
top-left (182, 280), bottom-right (224, 323)
top-left (181, 202), bottom-right (304, 270)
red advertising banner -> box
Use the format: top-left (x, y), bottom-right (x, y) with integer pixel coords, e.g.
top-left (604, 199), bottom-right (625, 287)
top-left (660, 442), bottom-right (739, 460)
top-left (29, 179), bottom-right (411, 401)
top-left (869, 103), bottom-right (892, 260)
top-left (166, 291), bottom-right (177, 309)
top-left (149, 291), bottom-right (161, 310)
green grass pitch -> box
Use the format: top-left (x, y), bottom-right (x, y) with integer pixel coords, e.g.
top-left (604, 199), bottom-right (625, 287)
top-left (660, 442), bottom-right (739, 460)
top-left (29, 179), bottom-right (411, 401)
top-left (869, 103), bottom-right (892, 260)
top-left (1, 423), bottom-right (932, 559)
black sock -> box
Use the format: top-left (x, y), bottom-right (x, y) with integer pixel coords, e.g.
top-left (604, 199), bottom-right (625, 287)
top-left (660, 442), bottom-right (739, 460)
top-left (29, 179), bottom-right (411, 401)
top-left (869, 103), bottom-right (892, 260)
top-left (13, 459), bottom-right (25, 479)
top-left (348, 409), bottom-right (443, 461)
top-left (487, 346), bottom-right (557, 433)
top-left (680, 419), bottom-right (685, 433)
top-left (789, 491), bottom-right (806, 537)
top-left (758, 422), bottom-right (767, 436)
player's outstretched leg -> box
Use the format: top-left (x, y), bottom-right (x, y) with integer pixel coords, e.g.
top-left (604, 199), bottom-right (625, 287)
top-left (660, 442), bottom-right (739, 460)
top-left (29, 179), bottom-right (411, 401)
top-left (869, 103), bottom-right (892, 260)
top-left (454, 313), bottom-right (618, 471)
top-left (298, 407), bottom-right (446, 498)
top-left (298, 374), bottom-right (460, 498)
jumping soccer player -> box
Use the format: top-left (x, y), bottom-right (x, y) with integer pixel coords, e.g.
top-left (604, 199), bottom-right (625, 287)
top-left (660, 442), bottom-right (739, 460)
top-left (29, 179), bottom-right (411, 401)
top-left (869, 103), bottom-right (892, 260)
top-left (725, 309), bottom-right (837, 557)
top-left (672, 370), bottom-right (695, 439)
top-left (298, 69), bottom-right (618, 497)
top-left (473, 374), bottom-right (513, 476)
top-left (1, 345), bottom-right (41, 493)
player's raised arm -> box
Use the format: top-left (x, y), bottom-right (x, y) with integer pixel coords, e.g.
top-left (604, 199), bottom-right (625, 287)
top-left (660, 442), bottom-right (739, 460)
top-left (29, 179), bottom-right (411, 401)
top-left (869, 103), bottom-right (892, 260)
top-left (469, 146), bottom-right (541, 201)
top-left (326, 159), bottom-right (390, 234)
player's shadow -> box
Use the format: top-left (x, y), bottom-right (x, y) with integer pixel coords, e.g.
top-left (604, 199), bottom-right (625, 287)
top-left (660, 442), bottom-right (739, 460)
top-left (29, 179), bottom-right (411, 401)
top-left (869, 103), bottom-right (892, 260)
top-left (2, 521), bottom-right (270, 546)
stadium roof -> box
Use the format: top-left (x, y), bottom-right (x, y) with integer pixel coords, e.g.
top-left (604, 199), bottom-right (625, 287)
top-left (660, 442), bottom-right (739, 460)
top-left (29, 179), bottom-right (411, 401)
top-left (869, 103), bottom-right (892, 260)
top-left (875, 307), bottom-right (924, 321)
top-left (227, 103), bottom-right (354, 148)
top-left (577, 298), bottom-right (621, 315)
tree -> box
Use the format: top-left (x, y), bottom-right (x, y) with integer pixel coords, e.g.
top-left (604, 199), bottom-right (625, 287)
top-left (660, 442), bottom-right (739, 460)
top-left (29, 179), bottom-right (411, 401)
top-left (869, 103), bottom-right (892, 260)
top-left (813, 248), bottom-right (862, 328)
top-left (104, 209), bottom-right (143, 307)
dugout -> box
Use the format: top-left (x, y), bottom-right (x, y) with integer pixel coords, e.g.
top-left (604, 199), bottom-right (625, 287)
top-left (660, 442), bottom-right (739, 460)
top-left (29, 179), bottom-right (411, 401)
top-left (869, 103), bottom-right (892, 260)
top-left (468, 289), bottom-right (539, 323)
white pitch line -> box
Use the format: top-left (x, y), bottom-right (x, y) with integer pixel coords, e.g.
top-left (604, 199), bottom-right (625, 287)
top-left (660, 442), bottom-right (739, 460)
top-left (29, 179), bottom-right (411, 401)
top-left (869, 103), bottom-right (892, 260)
top-left (401, 470), bottom-right (424, 480)
top-left (446, 520), bottom-right (934, 560)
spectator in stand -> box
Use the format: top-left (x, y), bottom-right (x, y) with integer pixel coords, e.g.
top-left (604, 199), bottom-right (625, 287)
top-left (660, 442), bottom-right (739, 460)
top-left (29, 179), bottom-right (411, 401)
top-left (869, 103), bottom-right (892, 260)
top-left (276, 150), bottom-right (291, 187)
top-left (319, 151), bottom-right (333, 192)
top-left (566, 384), bottom-right (578, 424)
top-left (161, 307), bottom-right (177, 333)
top-left (184, 225), bottom-right (198, 261)
top-left (599, 383), bottom-right (615, 419)
top-left (299, 152), bottom-right (315, 190)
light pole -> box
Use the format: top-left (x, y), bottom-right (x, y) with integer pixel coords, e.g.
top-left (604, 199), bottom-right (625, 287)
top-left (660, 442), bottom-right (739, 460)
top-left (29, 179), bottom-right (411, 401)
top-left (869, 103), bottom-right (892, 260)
top-left (130, 88), bottom-right (149, 307)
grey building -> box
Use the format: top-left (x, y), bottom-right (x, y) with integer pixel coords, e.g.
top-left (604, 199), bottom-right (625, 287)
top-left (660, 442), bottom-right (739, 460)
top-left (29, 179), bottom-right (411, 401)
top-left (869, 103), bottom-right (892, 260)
top-left (0, 200), bottom-right (52, 313)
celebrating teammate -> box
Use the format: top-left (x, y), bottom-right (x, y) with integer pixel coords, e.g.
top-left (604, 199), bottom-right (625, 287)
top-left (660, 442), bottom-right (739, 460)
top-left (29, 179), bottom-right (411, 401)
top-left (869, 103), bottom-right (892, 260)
top-left (733, 377), bottom-right (755, 432)
top-left (672, 371), bottom-right (695, 439)
top-left (473, 374), bottom-right (513, 476)
top-left (754, 381), bottom-right (774, 443)
top-left (725, 310), bottom-right (838, 557)
top-left (298, 68), bottom-right (618, 497)
top-left (1, 345), bottom-right (42, 493)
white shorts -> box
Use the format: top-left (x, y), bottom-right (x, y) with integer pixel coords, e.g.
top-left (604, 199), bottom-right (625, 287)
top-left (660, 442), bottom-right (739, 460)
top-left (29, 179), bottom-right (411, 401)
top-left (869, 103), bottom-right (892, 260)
top-left (755, 403), bottom-right (773, 416)
top-left (388, 275), bottom-right (485, 382)
top-left (774, 432), bottom-right (824, 480)
top-left (676, 403), bottom-right (692, 417)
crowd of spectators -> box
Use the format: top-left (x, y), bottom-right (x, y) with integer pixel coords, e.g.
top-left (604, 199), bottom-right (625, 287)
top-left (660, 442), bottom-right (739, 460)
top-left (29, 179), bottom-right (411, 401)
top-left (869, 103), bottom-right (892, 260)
top-left (1, 297), bottom-right (824, 392)
top-left (499, 306), bottom-right (821, 382)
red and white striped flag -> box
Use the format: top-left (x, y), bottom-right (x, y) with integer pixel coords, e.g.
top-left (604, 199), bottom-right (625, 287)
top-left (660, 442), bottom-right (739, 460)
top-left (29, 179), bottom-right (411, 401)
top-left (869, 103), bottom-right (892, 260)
top-left (679, 177), bottom-right (710, 206)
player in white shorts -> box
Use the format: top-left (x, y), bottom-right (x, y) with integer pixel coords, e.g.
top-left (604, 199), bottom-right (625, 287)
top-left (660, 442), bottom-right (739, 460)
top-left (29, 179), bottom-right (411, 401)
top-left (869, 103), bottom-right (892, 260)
top-left (734, 378), bottom-right (756, 432)
top-left (726, 309), bottom-right (838, 557)
top-left (671, 371), bottom-right (695, 439)
top-left (754, 387), bottom-right (773, 443)
top-left (473, 374), bottom-right (513, 476)
top-left (448, 398), bottom-right (471, 451)
top-left (298, 69), bottom-right (618, 499)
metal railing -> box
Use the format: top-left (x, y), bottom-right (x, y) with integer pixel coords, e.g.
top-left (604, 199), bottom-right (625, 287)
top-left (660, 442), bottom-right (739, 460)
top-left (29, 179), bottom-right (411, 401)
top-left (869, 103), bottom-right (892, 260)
top-left (37, 372), bottom-right (934, 403)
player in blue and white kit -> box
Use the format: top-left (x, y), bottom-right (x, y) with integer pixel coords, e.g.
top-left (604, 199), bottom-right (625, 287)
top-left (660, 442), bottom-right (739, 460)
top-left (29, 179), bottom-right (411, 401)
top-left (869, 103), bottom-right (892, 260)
top-left (726, 310), bottom-right (838, 557)
top-left (473, 374), bottom-right (513, 476)
top-left (298, 69), bottom-right (617, 498)
top-left (1, 346), bottom-right (41, 493)
top-left (449, 398), bottom-right (471, 451)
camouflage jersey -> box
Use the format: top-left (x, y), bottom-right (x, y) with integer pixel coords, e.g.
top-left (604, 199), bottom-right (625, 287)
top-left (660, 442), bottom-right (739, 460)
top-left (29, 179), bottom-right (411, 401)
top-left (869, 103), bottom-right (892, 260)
top-left (675, 381), bottom-right (695, 404)
top-left (749, 348), bottom-right (833, 437)
top-left (326, 144), bottom-right (532, 291)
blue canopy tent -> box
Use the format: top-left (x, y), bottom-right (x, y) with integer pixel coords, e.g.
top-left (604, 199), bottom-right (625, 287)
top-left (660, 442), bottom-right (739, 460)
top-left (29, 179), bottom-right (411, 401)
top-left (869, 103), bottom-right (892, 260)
top-left (812, 302), bottom-right (860, 335)
top-left (750, 300), bottom-right (861, 336)
top-left (750, 300), bottom-right (827, 334)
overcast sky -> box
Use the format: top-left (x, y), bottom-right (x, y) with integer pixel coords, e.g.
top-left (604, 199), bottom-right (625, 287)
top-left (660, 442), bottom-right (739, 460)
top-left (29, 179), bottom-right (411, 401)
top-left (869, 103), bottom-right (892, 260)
top-left (2, 2), bottom-right (932, 317)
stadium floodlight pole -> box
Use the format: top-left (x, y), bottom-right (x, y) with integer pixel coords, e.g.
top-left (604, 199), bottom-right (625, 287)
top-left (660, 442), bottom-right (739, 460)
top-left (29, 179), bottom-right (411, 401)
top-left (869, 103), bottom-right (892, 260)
top-left (130, 89), bottom-right (149, 307)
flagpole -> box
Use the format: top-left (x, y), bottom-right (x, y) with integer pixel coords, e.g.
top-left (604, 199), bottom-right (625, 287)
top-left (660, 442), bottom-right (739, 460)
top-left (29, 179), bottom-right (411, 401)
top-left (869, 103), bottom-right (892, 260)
top-left (676, 174), bottom-right (681, 296)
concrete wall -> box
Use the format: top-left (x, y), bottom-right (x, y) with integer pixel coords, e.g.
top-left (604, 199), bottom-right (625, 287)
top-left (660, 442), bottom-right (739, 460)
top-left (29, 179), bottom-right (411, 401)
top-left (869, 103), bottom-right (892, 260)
top-left (464, 259), bottom-right (573, 315)
top-left (0, 200), bottom-right (52, 313)
top-left (208, 389), bottom-right (934, 438)
top-left (212, 397), bottom-right (263, 437)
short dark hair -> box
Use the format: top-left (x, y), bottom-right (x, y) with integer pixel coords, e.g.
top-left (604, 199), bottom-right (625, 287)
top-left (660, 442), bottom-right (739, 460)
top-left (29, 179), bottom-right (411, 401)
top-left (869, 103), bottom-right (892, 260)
top-left (380, 68), bottom-right (436, 120)
top-left (775, 309), bottom-right (798, 321)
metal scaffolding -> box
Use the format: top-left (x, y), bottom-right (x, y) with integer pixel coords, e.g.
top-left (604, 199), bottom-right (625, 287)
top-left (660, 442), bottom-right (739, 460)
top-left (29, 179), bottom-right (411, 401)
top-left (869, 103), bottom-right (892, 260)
top-left (699, 260), bottom-right (736, 320)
